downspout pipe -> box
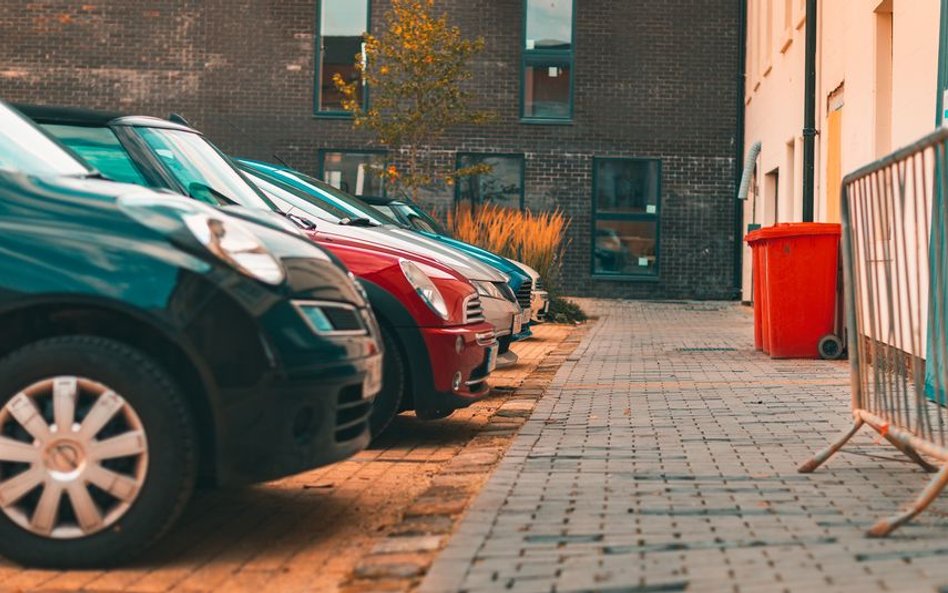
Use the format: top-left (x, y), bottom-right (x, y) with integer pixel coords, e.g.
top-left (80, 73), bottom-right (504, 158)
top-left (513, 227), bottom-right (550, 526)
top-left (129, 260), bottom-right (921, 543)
top-left (733, 0), bottom-right (748, 297)
top-left (737, 141), bottom-right (761, 202)
top-left (802, 0), bottom-right (818, 222)
top-left (936, 0), bottom-right (948, 126)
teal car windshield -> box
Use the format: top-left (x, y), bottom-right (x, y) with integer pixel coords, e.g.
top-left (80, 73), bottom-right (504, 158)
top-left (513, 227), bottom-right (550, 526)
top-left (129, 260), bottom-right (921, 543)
top-left (391, 201), bottom-right (448, 236)
top-left (0, 104), bottom-right (89, 177)
top-left (134, 127), bottom-right (277, 212)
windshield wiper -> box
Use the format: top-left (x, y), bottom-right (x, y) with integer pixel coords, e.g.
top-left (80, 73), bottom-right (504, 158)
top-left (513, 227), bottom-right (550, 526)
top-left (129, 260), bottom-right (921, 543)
top-left (67, 170), bottom-right (113, 181)
top-left (339, 217), bottom-right (376, 227)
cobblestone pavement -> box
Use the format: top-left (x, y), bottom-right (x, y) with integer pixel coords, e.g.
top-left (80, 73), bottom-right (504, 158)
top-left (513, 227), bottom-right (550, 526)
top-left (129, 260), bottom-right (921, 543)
top-left (421, 300), bottom-right (948, 593)
top-left (0, 324), bottom-right (575, 593)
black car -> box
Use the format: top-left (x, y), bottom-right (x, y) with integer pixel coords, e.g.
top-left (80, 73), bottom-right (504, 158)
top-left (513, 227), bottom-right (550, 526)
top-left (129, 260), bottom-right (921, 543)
top-left (0, 102), bottom-right (382, 567)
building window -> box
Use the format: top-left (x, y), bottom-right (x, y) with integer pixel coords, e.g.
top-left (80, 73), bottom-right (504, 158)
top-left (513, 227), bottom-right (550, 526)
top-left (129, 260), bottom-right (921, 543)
top-left (315, 0), bottom-right (369, 115)
top-left (522, 0), bottom-right (574, 122)
top-left (592, 158), bottom-right (661, 277)
top-left (319, 150), bottom-right (386, 197)
top-left (456, 154), bottom-right (525, 210)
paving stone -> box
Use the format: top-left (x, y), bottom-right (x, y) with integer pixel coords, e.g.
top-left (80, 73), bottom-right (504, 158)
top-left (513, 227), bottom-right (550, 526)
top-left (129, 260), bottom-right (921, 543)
top-left (354, 554), bottom-right (429, 579)
top-left (371, 535), bottom-right (444, 555)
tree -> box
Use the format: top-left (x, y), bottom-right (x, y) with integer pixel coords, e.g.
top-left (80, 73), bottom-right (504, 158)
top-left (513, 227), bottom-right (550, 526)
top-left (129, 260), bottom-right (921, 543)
top-left (333, 0), bottom-right (494, 201)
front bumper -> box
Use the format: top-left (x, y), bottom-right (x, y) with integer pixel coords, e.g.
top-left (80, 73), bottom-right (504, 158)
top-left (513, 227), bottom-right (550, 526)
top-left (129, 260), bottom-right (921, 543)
top-left (482, 295), bottom-right (522, 340)
top-left (417, 321), bottom-right (498, 414)
top-left (213, 292), bottom-right (383, 485)
top-left (215, 351), bottom-right (381, 485)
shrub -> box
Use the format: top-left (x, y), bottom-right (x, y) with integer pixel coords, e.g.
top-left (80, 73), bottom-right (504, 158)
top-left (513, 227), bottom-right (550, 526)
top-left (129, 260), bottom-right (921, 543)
top-left (548, 296), bottom-right (588, 324)
top-left (443, 203), bottom-right (570, 297)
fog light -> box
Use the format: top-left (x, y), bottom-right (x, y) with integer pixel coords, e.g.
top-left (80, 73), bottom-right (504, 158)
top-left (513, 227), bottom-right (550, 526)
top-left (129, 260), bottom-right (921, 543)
top-left (455, 336), bottom-right (464, 354)
top-left (452, 372), bottom-right (462, 392)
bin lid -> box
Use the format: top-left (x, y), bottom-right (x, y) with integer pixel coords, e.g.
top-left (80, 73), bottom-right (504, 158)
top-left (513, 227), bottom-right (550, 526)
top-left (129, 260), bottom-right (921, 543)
top-left (752, 222), bottom-right (840, 241)
top-left (744, 228), bottom-right (765, 244)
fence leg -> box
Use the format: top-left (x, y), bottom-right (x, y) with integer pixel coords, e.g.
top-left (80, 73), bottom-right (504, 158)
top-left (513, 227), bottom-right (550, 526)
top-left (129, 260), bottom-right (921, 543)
top-left (798, 419), bottom-right (864, 473)
top-left (867, 463), bottom-right (948, 537)
top-left (880, 434), bottom-right (940, 473)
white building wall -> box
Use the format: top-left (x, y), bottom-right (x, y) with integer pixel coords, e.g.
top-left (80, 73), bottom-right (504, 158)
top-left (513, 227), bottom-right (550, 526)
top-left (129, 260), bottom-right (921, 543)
top-left (741, 0), bottom-right (941, 302)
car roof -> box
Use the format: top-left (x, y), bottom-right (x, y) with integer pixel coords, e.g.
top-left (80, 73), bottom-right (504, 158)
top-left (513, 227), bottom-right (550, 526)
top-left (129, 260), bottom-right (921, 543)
top-left (13, 104), bottom-right (198, 133)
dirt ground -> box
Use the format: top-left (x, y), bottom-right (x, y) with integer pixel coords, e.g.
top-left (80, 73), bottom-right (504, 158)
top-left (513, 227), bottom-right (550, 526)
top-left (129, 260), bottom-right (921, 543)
top-left (0, 323), bottom-right (577, 593)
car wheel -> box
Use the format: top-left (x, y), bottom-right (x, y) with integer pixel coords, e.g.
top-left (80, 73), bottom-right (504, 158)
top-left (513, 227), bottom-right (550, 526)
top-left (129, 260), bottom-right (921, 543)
top-left (369, 326), bottom-right (404, 439)
top-left (415, 408), bottom-right (455, 421)
top-left (0, 336), bottom-right (197, 568)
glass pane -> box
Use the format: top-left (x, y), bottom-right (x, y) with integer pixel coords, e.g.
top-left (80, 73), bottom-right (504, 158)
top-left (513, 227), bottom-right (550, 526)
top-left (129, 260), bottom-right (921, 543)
top-left (0, 104), bottom-right (88, 177)
top-left (595, 159), bottom-right (660, 215)
top-left (457, 155), bottom-right (523, 208)
top-left (525, 0), bottom-right (572, 50)
top-left (134, 127), bottom-right (276, 211)
top-left (523, 63), bottom-right (571, 119)
top-left (593, 220), bottom-right (658, 275)
top-left (321, 151), bottom-right (385, 198)
top-left (43, 124), bottom-right (147, 185)
top-left (319, 0), bottom-right (368, 111)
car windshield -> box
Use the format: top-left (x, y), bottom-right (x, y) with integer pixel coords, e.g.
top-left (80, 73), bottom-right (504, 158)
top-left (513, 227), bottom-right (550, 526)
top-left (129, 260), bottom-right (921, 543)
top-left (0, 103), bottom-right (90, 177)
top-left (133, 126), bottom-right (278, 212)
top-left (245, 169), bottom-right (351, 224)
top-left (391, 201), bottom-right (449, 236)
top-left (258, 165), bottom-right (397, 226)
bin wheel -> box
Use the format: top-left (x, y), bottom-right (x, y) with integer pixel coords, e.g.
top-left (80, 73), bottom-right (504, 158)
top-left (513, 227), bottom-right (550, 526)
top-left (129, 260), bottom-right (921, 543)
top-left (818, 334), bottom-right (845, 360)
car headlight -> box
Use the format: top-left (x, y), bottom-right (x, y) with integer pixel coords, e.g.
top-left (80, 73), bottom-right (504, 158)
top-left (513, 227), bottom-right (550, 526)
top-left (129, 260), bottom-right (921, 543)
top-left (472, 280), bottom-right (506, 301)
top-left (399, 259), bottom-right (450, 320)
top-left (183, 212), bottom-right (285, 285)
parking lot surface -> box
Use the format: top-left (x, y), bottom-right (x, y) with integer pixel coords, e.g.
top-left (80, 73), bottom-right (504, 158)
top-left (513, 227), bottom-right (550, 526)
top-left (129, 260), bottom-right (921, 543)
top-left (0, 324), bottom-right (576, 593)
top-left (422, 300), bottom-right (948, 593)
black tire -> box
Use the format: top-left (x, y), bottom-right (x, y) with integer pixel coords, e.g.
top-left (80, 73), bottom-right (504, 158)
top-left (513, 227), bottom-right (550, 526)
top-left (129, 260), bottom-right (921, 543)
top-left (0, 336), bottom-right (197, 568)
top-left (415, 408), bottom-right (455, 421)
top-left (818, 334), bottom-right (845, 360)
top-left (369, 326), bottom-right (404, 439)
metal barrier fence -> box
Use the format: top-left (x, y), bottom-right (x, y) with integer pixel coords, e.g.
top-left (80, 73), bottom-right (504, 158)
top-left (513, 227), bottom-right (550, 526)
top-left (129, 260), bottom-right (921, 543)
top-left (799, 126), bottom-right (948, 536)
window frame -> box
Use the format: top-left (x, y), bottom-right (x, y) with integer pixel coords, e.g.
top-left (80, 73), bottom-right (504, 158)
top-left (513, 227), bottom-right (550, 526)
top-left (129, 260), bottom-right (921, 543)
top-left (317, 148), bottom-right (388, 198)
top-left (520, 0), bottom-right (576, 124)
top-left (454, 152), bottom-right (526, 211)
top-left (313, 0), bottom-right (371, 118)
top-left (590, 156), bottom-right (663, 281)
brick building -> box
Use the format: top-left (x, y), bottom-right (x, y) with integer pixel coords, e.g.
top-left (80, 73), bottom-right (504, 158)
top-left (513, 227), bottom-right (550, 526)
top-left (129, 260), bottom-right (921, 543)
top-left (0, 0), bottom-right (741, 298)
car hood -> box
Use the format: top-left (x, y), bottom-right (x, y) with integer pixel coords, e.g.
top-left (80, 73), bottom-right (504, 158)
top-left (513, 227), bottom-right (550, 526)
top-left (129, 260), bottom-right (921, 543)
top-left (315, 223), bottom-right (507, 283)
top-left (415, 231), bottom-right (531, 288)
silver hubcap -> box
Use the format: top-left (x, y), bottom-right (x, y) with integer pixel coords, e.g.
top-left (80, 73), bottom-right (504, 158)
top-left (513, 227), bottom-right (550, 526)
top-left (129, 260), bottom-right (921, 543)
top-left (0, 377), bottom-right (148, 539)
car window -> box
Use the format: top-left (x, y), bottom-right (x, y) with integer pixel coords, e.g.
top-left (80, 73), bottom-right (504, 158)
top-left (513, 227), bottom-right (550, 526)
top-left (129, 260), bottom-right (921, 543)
top-left (133, 127), bottom-right (277, 212)
top-left (0, 103), bottom-right (89, 177)
top-left (42, 124), bottom-right (148, 185)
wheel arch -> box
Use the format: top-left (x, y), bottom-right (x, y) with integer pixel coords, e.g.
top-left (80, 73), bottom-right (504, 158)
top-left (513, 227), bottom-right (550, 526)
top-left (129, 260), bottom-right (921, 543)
top-left (0, 299), bottom-right (220, 483)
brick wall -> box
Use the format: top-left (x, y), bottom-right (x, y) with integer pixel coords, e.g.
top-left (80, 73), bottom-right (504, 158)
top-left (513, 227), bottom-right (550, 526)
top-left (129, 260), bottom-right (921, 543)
top-left (0, 0), bottom-right (740, 299)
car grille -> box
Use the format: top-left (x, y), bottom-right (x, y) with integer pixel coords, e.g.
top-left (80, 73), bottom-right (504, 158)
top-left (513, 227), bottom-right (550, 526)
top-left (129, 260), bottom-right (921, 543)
top-left (534, 276), bottom-right (543, 291)
top-left (335, 384), bottom-right (371, 442)
top-left (464, 294), bottom-right (485, 324)
top-left (516, 283), bottom-right (532, 311)
top-left (496, 282), bottom-right (518, 303)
